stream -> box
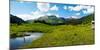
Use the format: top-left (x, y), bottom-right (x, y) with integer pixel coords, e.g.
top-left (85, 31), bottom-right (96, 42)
top-left (10, 32), bottom-right (43, 50)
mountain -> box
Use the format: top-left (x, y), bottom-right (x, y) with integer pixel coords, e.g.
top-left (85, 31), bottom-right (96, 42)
top-left (79, 14), bottom-right (94, 24)
top-left (65, 14), bottom-right (94, 25)
top-left (10, 14), bottom-right (25, 24)
top-left (34, 15), bottom-right (65, 25)
top-left (26, 20), bottom-right (34, 23)
top-left (26, 13), bottom-right (94, 25)
top-left (65, 17), bottom-right (81, 25)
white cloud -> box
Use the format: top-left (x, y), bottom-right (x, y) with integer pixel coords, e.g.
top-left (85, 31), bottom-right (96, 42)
top-left (50, 5), bottom-right (58, 11)
top-left (31, 10), bottom-right (45, 19)
top-left (65, 16), bottom-right (81, 19)
top-left (47, 13), bottom-right (52, 16)
top-left (73, 6), bottom-right (83, 11)
top-left (35, 2), bottom-right (51, 19)
top-left (16, 11), bottom-right (46, 21)
top-left (82, 6), bottom-right (94, 14)
top-left (76, 13), bottom-right (80, 15)
top-left (71, 16), bottom-right (80, 19)
top-left (31, 10), bottom-right (40, 15)
top-left (68, 5), bottom-right (84, 11)
top-left (68, 6), bottom-right (74, 11)
top-left (68, 5), bottom-right (94, 14)
top-left (83, 10), bottom-right (87, 14)
top-left (55, 14), bottom-right (60, 17)
top-left (37, 2), bottom-right (50, 12)
top-left (64, 6), bottom-right (67, 10)
top-left (16, 14), bottom-right (35, 21)
top-left (47, 13), bottom-right (60, 17)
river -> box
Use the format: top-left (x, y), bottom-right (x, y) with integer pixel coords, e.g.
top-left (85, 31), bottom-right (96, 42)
top-left (10, 32), bottom-right (43, 50)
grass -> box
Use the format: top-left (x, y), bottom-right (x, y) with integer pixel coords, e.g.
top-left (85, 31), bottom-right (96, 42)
top-left (10, 23), bottom-right (94, 48)
top-left (10, 23), bottom-right (54, 38)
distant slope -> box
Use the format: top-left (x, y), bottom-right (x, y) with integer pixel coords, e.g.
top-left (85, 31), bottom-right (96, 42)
top-left (65, 18), bottom-right (81, 25)
top-left (10, 14), bottom-right (25, 24)
top-left (79, 14), bottom-right (94, 24)
top-left (35, 15), bottom-right (65, 25)
top-left (26, 14), bottom-right (94, 25)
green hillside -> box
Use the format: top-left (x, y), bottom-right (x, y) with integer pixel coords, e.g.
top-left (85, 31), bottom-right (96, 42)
top-left (34, 15), bottom-right (65, 25)
top-left (10, 14), bottom-right (25, 24)
top-left (79, 14), bottom-right (94, 24)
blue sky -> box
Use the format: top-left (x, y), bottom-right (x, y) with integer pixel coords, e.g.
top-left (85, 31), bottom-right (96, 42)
top-left (10, 0), bottom-right (94, 20)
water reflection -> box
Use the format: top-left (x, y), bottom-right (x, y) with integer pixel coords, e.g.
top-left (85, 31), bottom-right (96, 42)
top-left (10, 32), bottom-right (43, 50)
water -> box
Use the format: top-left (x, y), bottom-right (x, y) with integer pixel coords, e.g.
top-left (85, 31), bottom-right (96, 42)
top-left (10, 32), bottom-right (43, 50)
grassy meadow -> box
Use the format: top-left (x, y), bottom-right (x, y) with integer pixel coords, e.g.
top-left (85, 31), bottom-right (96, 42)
top-left (10, 23), bottom-right (94, 48)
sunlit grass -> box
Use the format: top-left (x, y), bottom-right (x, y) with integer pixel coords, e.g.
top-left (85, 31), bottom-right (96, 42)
top-left (10, 23), bottom-right (55, 37)
top-left (11, 23), bottom-right (94, 48)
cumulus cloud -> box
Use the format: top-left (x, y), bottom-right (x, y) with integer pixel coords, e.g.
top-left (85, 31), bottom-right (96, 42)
top-left (66, 16), bottom-right (80, 19)
top-left (16, 14), bottom-right (35, 21)
top-left (31, 10), bottom-right (45, 19)
top-left (82, 6), bottom-right (94, 14)
top-left (47, 13), bottom-right (60, 17)
top-left (37, 2), bottom-right (50, 12)
top-left (68, 5), bottom-right (94, 14)
top-left (68, 6), bottom-right (73, 11)
top-left (82, 10), bottom-right (87, 14)
top-left (55, 14), bottom-right (60, 17)
top-left (50, 5), bottom-right (58, 11)
top-left (71, 16), bottom-right (81, 19)
top-left (16, 10), bottom-right (46, 21)
top-left (76, 13), bottom-right (80, 15)
top-left (64, 6), bottom-right (67, 10)
top-left (25, 2), bottom-right (50, 20)
top-left (68, 5), bottom-right (84, 11)
top-left (47, 13), bottom-right (52, 16)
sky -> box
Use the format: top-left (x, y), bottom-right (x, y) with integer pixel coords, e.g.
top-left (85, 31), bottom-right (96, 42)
top-left (10, 0), bottom-right (95, 21)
